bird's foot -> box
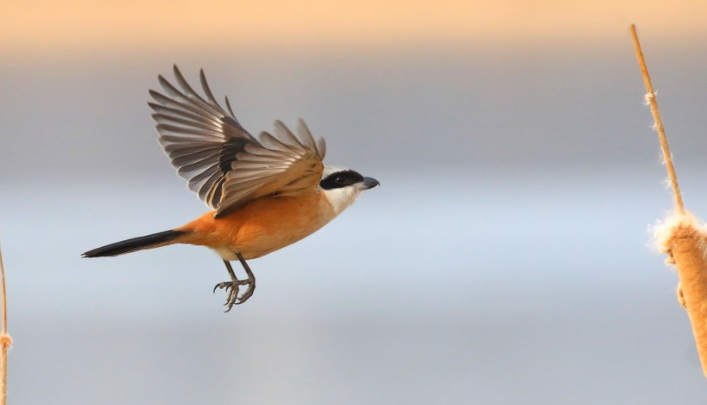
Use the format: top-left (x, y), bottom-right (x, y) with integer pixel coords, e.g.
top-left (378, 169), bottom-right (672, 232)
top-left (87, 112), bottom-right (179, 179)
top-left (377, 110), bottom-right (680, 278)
top-left (213, 277), bottom-right (256, 311)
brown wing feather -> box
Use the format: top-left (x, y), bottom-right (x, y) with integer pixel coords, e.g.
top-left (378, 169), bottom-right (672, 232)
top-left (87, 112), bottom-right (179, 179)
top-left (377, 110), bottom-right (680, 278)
top-left (150, 66), bottom-right (326, 216)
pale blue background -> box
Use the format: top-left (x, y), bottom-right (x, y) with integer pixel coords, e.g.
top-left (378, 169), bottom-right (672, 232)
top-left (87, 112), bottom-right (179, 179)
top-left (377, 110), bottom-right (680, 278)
top-left (1, 31), bottom-right (707, 404)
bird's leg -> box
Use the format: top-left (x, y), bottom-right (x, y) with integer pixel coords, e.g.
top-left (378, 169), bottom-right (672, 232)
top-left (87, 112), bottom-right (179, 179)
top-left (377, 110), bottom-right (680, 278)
top-left (234, 252), bottom-right (256, 305)
top-left (213, 260), bottom-right (242, 312)
top-left (212, 254), bottom-right (256, 311)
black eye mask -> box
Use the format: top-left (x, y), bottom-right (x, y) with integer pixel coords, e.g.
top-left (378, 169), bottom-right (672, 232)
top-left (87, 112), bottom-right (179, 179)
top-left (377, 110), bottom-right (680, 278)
top-left (319, 170), bottom-right (365, 190)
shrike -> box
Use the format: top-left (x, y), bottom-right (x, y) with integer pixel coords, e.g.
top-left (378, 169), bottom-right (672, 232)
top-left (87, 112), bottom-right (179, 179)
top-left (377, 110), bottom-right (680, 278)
top-left (83, 66), bottom-right (379, 311)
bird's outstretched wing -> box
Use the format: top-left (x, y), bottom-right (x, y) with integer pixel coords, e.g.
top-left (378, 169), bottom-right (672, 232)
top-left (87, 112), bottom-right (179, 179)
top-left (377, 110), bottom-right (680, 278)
top-left (150, 65), bottom-right (327, 218)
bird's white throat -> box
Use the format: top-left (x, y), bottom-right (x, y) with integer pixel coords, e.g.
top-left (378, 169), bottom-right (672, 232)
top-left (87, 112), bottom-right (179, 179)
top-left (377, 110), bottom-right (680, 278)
top-left (321, 186), bottom-right (362, 217)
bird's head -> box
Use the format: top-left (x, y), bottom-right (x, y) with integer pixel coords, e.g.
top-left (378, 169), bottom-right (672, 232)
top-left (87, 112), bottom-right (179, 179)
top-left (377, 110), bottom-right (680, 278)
top-left (319, 166), bottom-right (379, 215)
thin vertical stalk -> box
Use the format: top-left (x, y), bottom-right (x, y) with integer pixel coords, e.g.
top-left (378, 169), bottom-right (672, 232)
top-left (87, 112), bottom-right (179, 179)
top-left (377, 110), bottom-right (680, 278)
top-left (0, 233), bottom-right (11, 405)
top-left (630, 24), bottom-right (685, 214)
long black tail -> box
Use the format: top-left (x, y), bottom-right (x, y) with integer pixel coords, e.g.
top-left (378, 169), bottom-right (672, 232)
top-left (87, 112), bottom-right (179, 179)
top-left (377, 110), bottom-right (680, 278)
top-left (82, 230), bottom-right (188, 258)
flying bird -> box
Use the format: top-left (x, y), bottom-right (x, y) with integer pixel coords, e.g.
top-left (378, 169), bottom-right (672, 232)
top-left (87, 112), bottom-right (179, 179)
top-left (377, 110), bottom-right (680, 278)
top-left (82, 66), bottom-right (379, 311)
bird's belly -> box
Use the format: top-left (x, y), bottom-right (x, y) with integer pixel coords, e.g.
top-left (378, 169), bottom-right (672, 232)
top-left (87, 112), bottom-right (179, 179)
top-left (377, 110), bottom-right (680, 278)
top-left (235, 223), bottom-right (324, 259)
top-left (210, 223), bottom-right (324, 261)
top-left (211, 246), bottom-right (240, 261)
top-left (182, 194), bottom-right (337, 262)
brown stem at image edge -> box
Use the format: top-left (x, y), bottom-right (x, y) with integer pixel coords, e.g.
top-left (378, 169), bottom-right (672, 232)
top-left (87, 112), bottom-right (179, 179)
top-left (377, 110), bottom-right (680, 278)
top-left (631, 24), bottom-right (707, 379)
top-left (0, 233), bottom-right (11, 405)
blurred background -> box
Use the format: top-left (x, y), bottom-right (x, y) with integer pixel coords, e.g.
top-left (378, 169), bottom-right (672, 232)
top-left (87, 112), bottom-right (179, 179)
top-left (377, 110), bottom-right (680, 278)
top-left (2, 0), bottom-right (707, 403)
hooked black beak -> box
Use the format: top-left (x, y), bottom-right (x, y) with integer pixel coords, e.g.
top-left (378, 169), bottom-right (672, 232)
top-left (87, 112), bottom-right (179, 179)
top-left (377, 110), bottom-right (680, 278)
top-left (361, 177), bottom-right (380, 190)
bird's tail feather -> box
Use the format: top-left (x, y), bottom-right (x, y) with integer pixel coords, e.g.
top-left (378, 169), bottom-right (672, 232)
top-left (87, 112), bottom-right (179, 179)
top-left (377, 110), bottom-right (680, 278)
top-left (82, 230), bottom-right (188, 258)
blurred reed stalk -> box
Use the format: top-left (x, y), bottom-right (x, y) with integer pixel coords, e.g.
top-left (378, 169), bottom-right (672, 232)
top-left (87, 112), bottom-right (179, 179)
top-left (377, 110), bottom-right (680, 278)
top-left (631, 24), bottom-right (707, 379)
top-left (0, 233), bottom-right (10, 404)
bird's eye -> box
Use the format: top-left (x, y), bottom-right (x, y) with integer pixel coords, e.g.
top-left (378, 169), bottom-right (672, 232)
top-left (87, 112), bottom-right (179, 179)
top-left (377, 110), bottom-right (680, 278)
top-left (320, 170), bottom-right (364, 190)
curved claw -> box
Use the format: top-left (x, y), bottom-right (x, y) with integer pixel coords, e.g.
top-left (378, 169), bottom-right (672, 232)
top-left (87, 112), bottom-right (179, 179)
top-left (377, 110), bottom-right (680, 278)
top-left (224, 290), bottom-right (239, 312)
top-left (213, 275), bottom-right (256, 311)
top-left (235, 281), bottom-right (256, 305)
top-left (213, 281), bottom-right (232, 294)
top-left (213, 281), bottom-right (241, 312)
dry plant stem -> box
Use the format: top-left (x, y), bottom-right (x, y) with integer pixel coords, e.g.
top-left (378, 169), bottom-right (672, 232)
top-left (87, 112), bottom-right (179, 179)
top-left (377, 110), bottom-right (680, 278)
top-left (665, 223), bottom-right (707, 378)
top-left (630, 24), bottom-right (685, 214)
top-left (0, 233), bottom-right (10, 405)
top-left (634, 24), bottom-right (707, 378)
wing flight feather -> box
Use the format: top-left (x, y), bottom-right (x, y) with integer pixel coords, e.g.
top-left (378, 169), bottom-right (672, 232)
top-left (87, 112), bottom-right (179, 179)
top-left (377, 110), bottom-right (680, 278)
top-left (150, 65), bottom-right (326, 217)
